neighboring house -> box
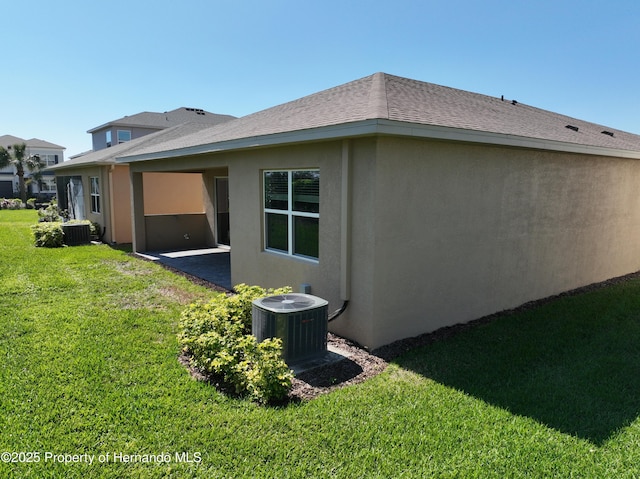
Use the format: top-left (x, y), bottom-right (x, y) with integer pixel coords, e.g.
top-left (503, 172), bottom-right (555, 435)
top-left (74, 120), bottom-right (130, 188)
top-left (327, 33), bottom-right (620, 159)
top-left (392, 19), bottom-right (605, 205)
top-left (0, 135), bottom-right (65, 199)
top-left (49, 108), bottom-right (236, 244)
top-left (118, 72), bottom-right (640, 350)
top-left (88, 107), bottom-right (236, 151)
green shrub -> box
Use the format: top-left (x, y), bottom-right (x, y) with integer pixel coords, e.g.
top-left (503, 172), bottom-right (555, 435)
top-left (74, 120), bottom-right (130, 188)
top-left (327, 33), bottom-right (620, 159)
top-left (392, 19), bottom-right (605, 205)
top-left (178, 283), bottom-right (294, 403)
top-left (0, 198), bottom-right (24, 210)
top-left (89, 221), bottom-right (102, 238)
top-left (26, 198), bottom-right (36, 209)
top-left (38, 203), bottom-right (65, 222)
top-left (242, 337), bottom-right (294, 404)
top-left (32, 222), bottom-right (64, 247)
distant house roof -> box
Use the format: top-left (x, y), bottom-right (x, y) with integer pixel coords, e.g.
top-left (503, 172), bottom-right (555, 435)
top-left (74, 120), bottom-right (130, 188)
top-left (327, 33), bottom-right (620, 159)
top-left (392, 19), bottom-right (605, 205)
top-left (87, 107), bottom-right (237, 133)
top-left (49, 122), bottom-right (215, 171)
top-left (0, 135), bottom-right (65, 150)
top-left (120, 73), bottom-right (640, 163)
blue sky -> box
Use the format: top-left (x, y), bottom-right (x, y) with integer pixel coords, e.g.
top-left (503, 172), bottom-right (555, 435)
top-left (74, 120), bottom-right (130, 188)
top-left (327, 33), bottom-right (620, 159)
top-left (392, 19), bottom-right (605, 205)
top-left (2, 0), bottom-right (639, 157)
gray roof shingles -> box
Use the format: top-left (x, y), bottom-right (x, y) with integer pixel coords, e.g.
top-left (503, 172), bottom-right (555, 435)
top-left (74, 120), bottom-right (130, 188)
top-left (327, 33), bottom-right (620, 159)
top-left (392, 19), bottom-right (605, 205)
top-left (48, 122), bottom-right (216, 171)
top-left (120, 73), bottom-right (640, 160)
top-left (87, 107), bottom-right (236, 133)
top-left (0, 135), bottom-right (65, 150)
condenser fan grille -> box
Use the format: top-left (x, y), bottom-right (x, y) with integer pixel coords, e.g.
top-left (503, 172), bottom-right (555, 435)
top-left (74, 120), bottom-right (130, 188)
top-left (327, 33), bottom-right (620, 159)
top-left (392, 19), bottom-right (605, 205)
top-left (255, 294), bottom-right (327, 313)
top-left (260, 295), bottom-right (314, 311)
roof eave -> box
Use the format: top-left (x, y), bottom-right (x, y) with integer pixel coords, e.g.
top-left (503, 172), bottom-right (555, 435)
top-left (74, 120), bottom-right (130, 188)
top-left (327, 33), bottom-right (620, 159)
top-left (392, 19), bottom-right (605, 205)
top-left (377, 120), bottom-right (640, 160)
top-left (118, 119), bottom-right (640, 163)
top-left (87, 122), bottom-right (166, 134)
top-left (46, 159), bottom-right (114, 172)
top-left (117, 120), bottom-right (382, 163)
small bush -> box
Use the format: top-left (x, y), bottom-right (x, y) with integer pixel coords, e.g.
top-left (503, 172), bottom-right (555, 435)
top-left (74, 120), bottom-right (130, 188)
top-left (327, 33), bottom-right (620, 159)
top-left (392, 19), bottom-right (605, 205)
top-left (26, 198), bottom-right (36, 209)
top-left (90, 221), bottom-right (102, 239)
top-left (178, 283), bottom-right (294, 404)
top-left (0, 198), bottom-right (24, 210)
top-left (38, 203), bottom-right (68, 222)
top-left (242, 337), bottom-right (295, 404)
top-left (32, 222), bottom-right (64, 247)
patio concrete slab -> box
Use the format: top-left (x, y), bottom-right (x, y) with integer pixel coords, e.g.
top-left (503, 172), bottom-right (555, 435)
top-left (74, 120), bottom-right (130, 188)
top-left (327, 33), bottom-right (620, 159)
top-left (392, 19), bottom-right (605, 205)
top-left (137, 247), bottom-right (232, 290)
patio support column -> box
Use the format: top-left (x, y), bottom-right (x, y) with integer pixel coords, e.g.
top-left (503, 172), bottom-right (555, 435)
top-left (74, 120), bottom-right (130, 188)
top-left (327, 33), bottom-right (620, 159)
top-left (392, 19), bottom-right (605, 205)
top-left (202, 171), bottom-right (216, 247)
top-left (130, 170), bottom-right (146, 252)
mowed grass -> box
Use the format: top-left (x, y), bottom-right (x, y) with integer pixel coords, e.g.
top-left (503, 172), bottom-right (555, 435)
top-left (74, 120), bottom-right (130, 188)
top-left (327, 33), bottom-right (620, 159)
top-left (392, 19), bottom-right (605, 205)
top-left (2, 210), bottom-right (640, 477)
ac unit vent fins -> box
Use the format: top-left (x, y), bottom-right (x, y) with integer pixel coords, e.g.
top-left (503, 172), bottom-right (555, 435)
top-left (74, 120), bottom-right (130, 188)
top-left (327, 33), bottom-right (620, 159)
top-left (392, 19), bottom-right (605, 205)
top-left (252, 294), bottom-right (328, 363)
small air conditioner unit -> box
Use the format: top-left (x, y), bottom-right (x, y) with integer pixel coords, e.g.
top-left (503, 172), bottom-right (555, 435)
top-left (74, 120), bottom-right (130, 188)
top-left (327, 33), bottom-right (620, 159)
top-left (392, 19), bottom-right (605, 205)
top-left (62, 223), bottom-right (91, 246)
top-left (252, 293), bottom-right (328, 363)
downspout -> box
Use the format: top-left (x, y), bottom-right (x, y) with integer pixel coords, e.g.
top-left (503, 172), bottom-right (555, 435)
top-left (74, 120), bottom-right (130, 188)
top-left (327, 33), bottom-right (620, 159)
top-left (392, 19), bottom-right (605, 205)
top-left (329, 139), bottom-right (352, 322)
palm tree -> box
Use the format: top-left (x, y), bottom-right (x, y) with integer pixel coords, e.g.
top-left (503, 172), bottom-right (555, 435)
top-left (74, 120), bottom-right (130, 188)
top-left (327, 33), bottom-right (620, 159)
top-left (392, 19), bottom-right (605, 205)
top-left (0, 142), bottom-right (44, 204)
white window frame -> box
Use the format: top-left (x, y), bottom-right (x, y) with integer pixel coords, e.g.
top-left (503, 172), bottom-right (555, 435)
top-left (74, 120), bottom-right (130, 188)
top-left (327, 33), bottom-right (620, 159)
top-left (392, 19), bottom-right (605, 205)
top-left (39, 177), bottom-right (57, 193)
top-left (263, 169), bottom-right (319, 261)
top-left (38, 154), bottom-right (58, 167)
top-left (90, 176), bottom-right (101, 214)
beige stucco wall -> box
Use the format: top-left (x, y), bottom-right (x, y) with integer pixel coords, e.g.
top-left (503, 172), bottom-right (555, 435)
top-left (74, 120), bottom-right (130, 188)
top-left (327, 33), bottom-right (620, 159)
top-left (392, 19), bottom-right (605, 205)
top-left (143, 172), bottom-right (204, 215)
top-left (226, 143), bottom-right (346, 318)
top-left (365, 137), bottom-right (640, 348)
top-left (54, 166), bottom-right (204, 244)
top-left (110, 165), bottom-right (132, 244)
top-left (53, 165), bottom-right (113, 242)
top-left (127, 135), bottom-right (640, 350)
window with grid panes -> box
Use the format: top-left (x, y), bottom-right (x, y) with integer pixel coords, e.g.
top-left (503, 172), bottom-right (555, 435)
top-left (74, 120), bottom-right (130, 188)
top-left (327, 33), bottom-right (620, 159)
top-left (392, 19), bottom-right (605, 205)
top-left (264, 170), bottom-right (319, 260)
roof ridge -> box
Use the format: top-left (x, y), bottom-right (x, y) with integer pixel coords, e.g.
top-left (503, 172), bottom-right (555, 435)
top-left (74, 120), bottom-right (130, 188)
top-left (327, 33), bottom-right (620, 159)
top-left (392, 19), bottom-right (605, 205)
top-left (367, 72), bottom-right (390, 119)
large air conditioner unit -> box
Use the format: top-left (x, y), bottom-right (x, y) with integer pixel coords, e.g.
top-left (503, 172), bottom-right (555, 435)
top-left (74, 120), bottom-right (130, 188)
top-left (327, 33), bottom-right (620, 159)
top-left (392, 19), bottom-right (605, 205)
top-left (252, 293), bottom-right (328, 363)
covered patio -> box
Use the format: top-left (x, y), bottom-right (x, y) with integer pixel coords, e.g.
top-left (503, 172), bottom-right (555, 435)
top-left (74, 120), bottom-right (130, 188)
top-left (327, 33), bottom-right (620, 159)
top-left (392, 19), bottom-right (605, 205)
top-left (137, 247), bottom-right (232, 291)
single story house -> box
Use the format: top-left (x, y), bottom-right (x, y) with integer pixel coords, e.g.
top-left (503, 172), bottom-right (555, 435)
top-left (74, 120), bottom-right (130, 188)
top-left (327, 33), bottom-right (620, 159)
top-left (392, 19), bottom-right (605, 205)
top-left (117, 72), bottom-right (640, 350)
top-left (48, 123), bottom-right (218, 245)
top-left (49, 107), bottom-right (236, 245)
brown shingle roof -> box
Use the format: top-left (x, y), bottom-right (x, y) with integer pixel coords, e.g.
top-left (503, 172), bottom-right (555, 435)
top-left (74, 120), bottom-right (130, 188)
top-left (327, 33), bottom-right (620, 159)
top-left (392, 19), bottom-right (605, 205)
top-left (120, 73), bottom-right (640, 161)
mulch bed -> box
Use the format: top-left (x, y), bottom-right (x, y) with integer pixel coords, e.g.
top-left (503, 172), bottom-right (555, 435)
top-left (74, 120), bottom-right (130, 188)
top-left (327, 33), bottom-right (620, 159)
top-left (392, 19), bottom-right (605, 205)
top-left (154, 255), bottom-right (640, 402)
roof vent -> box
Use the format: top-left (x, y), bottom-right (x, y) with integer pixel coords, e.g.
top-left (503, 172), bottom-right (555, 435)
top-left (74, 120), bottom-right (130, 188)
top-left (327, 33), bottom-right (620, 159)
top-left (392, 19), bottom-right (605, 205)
top-left (565, 125), bottom-right (579, 132)
top-left (601, 130), bottom-right (614, 137)
top-left (511, 100), bottom-right (518, 105)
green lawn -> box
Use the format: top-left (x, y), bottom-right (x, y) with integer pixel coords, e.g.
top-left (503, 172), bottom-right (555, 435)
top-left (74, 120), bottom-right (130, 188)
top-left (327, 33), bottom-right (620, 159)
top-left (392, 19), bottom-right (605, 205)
top-left (2, 209), bottom-right (640, 478)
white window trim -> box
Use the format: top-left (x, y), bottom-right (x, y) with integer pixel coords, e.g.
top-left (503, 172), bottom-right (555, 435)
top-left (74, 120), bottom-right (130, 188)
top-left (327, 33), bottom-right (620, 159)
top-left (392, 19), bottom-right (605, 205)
top-left (37, 154), bottom-right (57, 167)
top-left (39, 177), bottom-right (57, 192)
top-left (90, 176), bottom-right (101, 214)
top-left (263, 169), bottom-right (319, 262)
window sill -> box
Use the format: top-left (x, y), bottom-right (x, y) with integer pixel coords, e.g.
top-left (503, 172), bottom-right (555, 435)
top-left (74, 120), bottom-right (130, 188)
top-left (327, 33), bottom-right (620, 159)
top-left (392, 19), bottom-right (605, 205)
top-left (263, 248), bottom-right (319, 264)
